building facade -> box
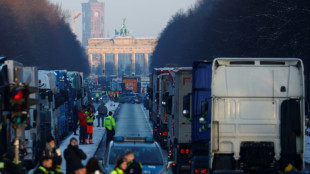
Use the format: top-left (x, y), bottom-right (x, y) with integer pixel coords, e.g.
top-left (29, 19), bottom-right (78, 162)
top-left (82, 0), bottom-right (105, 47)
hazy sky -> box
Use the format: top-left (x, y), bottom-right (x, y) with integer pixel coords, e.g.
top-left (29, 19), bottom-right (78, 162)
top-left (48, 0), bottom-right (197, 41)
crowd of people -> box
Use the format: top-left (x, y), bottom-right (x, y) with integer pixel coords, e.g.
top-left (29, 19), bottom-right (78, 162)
top-left (33, 137), bottom-right (103, 174)
top-left (76, 101), bottom-right (108, 145)
top-left (31, 99), bottom-right (120, 174)
top-left (32, 138), bottom-right (143, 174)
top-left (111, 151), bottom-right (142, 174)
top-left (1, 96), bottom-right (140, 174)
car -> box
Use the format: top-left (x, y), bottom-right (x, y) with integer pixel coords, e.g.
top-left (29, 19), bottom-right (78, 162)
top-left (118, 93), bottom-right (143, 104)
top-left (102, 136), bottom-right (168, 174)
top-left (91, 90), bottom-right (109, 103)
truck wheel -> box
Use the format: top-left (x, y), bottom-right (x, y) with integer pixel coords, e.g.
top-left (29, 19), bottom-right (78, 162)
top-left (131, 100), bottom-right (135, 104)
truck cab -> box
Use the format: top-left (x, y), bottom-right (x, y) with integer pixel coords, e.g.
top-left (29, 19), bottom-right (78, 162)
top-left (190, 61), bottom-right (213, 174)
top-left (210, 58), bottom-right (305, 173)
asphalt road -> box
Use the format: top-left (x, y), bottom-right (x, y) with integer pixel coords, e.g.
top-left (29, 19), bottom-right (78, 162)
top-left (95, 103), bottom-right (162, 160)
top-left (115, 103), bottom-right (153, 137)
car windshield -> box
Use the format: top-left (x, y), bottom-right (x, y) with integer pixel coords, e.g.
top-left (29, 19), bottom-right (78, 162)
top-left (109, 145), bottom-right (163, 165)
top-left (92, 92), bottom-right (101, 97)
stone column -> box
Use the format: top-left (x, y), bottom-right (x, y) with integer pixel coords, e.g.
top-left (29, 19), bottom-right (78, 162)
top-left (131, 53), bottom-right (136, 74)
top-left (88, 54), bottom-right (93, 74)
top-left (144, 53), bottom-right (149, 75)
top-left (101, 53), bottom-right (105, 75)
top-left (114, 53), bottom-right (119, 76)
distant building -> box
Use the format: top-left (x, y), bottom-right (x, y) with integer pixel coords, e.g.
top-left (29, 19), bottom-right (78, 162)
top-left (82, 0), bottom-right (105, 47)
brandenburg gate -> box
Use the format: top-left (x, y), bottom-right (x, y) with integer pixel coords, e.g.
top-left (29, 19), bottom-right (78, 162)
top-left (86, 37), bottom-right (157, 76)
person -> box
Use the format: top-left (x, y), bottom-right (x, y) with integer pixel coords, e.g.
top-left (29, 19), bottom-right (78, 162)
top-left (53, 152), bottom-right (63, 174)
top-left (78, 106), bottom-right (87, 144)
top-left (73, 104), bottom-right (79, 135)
top-left (34, 156), bottom-right (53, 174)
top-left (86, 157), bottom-right (102, 174)
top-left (85, 107), bottom-right (95, 144)
top-left (97, 101), bottom-right (108, 127)
top-left (109, 91), bottom-right (113, 100)
top-left (95, 93), bottom-right (100, 103)
top-left (74, 163), bottom-right (87, 174)
top-left (0, 146), bottom-right (25, 174)
top-left (110, 156), bottom-right (127, 174)
top-left (43, 136), bottom-right (62, 170)
top-left (143, 95), bottom-right (149, 109)
top-left (124, 151), bottom-right (142, 174)
top-left (104, 111), bottom-right (116, 147)
top-left (90, 102), bottom-right (96, 113)
top-left (113, 92), bottom-right (116, 101)
top-left (64, 137), bottom-right (87, 174)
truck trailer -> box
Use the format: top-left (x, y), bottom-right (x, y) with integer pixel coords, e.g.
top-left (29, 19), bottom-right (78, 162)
top-left (164, 67), bottom-right (192, 174)
top-left (150, 68), bottom-right (174, 147)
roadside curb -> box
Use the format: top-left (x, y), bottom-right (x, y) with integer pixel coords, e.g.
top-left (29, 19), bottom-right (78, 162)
top-left (94, 127), bottom-right (106, 158)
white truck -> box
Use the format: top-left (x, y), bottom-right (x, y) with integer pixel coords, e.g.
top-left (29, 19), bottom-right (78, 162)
top-left (164, 67), bottom-right (192, 173)
top-left (38, 71), bottom-right (59, 141)
top-left (210, 58), bottom-right (305, 173)
top-left (22, 66), bottom-right (40, 167)
top-left (2, 60), bottom-right (40, 168)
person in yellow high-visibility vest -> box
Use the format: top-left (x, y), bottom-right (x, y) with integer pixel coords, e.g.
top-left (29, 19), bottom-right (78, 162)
top-left (85, 107), bottom-right (95, 144)
top-left (104, 111), bottom-right (116, 147)
top-left (95, 93), bottom-right (100, 103)
top-left (113, 92), bottom-right (116, 101)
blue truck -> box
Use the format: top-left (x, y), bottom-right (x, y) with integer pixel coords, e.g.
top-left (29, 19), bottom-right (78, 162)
top-left (182, 61), bottom-right (212, 174)
top-left (53, 70), bottom-right (70, 139)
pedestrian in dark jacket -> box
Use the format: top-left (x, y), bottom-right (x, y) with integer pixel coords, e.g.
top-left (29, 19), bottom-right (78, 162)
top-left (90, 102), bottom-right (96, 113)
top-left (79, 106), bottom-right (87, 144)
top-left (86, 157), bottom-right (102, 174)
top-left (64, 137), bottom-right (87, 174)
top-left (124, 151), bottom-right (142, 174)
top-left (97, 101), bottom-right (108, 127)
top-left (53, 154), bottom-right (64, 174)
top-left (34, 156), bottom-right (53, 174)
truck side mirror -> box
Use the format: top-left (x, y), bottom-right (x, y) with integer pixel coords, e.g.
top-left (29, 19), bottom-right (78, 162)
top-left (201, 100), bottom-right (208, 116)
top-left (199, 100), bottom-right (209, 127)
top-left (155, 93), bottom-right (159, 104)
top-left (167, 161), bottom-right (175, 169)
top-left (182, 94), bottom-right (191, 118)
top-left (166, 96), bottom-right (172, 115)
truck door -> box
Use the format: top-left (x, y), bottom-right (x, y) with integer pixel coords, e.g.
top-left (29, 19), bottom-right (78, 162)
top-left (192, 61), bottom-right (212, 142)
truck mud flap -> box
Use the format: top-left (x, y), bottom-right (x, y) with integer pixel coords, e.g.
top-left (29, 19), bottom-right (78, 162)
top-left (280, 99), bottom-right (302, 170)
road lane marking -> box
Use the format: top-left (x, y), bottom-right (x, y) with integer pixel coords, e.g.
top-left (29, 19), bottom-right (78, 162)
top-left (140, 104), bottom-right (153, 131)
